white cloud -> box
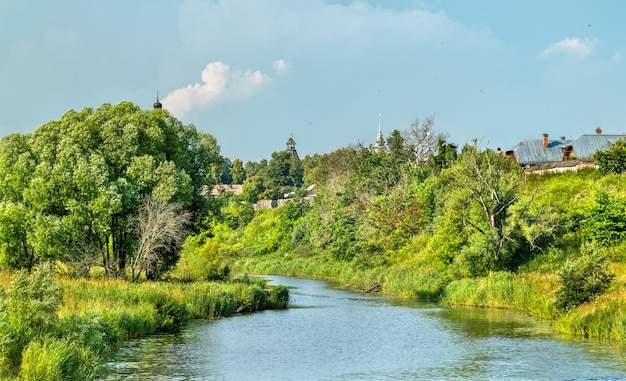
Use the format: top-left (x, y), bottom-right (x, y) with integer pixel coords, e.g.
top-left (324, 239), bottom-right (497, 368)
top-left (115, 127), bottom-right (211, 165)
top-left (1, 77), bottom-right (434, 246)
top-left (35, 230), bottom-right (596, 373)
top-left (273, 59), bottom-right (291, 73)
top-left (162, 61), bottom-right (270, 118)
top-left (539, 37), bottom-right (596, 59)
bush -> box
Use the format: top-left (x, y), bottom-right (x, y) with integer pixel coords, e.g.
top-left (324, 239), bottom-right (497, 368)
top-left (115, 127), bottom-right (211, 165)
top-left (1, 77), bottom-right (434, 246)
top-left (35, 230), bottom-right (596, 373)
top-left (56, 314), bottom-right (111, 360)
top-left (594, 138), bottom-right (626, 174)
top-left (580, 191), bottom-right (626, 246)
top-left (449, 231), bottom-right (497, 278)
top-left (0, 262), bottom-right (60, 376)
top-left (555, 243), bottom-right (614, 313)
top-left (266, 285), bottom-right (290, 309)
top-left (19, 337), bottom-right (95, 381)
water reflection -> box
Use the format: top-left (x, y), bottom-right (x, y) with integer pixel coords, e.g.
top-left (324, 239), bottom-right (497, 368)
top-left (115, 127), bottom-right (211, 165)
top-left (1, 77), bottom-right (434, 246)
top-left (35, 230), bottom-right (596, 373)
top-left (100, 276), bottom-right (626, 381)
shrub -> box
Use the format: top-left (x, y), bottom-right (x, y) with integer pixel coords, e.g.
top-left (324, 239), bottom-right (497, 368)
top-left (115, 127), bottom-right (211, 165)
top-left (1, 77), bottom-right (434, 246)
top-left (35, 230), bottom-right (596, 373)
top-left (0, 262), bottom-right (60, 376)
top-left (19, 336), bottom-right (95, 381)
top-left (580, 191), bottom-right (626, 246)
top-left (266, 285), bottom-right (290, 309)
top-left (554, 243), bottom-right (614, 313)
top-left (594, 138), bottom-right (626, 174)
top-left (56, 314), bottom-right (111, 360)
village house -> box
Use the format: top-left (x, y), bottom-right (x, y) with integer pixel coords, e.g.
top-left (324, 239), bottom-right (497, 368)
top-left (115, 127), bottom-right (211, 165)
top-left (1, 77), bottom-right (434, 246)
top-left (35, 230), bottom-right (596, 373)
top-left (506, 128), bottom-right (626, 174)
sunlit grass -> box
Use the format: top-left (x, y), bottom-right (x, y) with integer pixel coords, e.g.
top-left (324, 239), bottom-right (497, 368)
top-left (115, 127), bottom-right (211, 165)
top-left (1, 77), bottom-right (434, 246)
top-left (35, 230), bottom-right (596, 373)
top-left (0, 267), bottom-right (289, 380)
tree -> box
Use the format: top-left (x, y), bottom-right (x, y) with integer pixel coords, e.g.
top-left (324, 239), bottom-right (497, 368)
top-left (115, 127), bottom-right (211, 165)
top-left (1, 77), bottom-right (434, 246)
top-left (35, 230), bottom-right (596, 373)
top-left (386, 129), bottom-right (411, 165)
top-left (0, 102), bottom-right (222, 274)
top-left (430, 139), bottom-right (458, 171)
top-left (129, 195), bottom-right (192, 281)
top-left (594, 138), bottom-right (626, 174)
top-left (447, 141), bottom-right (525, 263)
top-left (348, 147), bottom-right (401, 198)
top-left (244, 159), bottom-right (267, 178)
top-left (231, 158), bottom-right (246, 184)
top-left (219, 158), bottom-right (233, 184)
top-left (0, 134), bottom-right (35, 203)
top-left (365, 179), bottom-right (428, 250)
top-left (241, 175), bottom-right (265, 203)
top-left (403, 115), bottom-right (446, 167)
top-left (0, 202), bottom-right (32, 269)
top-left (263, 151), bottom-right (303, 199)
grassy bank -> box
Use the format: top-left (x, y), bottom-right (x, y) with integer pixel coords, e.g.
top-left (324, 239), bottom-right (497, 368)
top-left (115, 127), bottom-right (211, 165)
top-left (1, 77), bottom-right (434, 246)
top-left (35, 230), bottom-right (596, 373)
top-left (233, 256), bottom-right (626, 341)
top-left (0, 263), bottom-right (289, 380)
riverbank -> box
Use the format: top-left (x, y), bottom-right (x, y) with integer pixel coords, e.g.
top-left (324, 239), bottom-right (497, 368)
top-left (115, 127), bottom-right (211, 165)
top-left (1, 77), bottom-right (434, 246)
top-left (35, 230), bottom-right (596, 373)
top-left (99, 275), bottom-right (626, 380)
top-left (233, 256), bottom-right (626, 341)
top-left (0, 264), bottom-right (289, 380)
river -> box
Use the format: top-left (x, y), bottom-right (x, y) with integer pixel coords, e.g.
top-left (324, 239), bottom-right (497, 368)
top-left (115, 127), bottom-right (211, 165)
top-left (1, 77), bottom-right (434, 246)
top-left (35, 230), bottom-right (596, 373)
top-left (100, 276), bottom-right (626, 380)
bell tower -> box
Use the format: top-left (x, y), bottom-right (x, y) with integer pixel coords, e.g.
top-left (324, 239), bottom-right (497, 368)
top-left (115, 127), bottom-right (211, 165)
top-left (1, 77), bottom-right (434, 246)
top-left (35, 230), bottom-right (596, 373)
top-left (286, 133), bottom-right (299, 159)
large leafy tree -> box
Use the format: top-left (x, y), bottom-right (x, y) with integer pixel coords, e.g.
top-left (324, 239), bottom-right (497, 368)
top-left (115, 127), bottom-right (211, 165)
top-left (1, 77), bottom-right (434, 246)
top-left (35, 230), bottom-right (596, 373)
top-left (231, 158), bottom-right (246, 184)
top-left (0, 102), bottom-right (223, 275)
top-left (262, 150), bottom-right (304, 199)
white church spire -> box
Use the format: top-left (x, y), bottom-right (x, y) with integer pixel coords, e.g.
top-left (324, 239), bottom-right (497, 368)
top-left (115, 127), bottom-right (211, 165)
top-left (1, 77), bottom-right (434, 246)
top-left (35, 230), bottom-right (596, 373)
top-left (375, 113), bottom-right (385, 152)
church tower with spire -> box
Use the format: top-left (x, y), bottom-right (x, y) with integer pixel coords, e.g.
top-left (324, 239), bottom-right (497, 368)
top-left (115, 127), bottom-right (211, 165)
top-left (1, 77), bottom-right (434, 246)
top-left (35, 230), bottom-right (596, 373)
top-left (286, 133), bottom-right (299, 159)
top-left (153, 92), bottom-right (163, 110)
top-left (374, 114), bottom-right (386, 152)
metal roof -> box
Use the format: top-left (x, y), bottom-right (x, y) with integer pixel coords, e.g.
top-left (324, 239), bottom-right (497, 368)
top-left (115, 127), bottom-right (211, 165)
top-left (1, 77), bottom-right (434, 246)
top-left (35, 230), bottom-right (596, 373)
top-left (509, 134), bottom-right (626, 166)
top-left (567, 134), bottom-right (626, 159)
top-left (509, 138), bottom-right (570, 166)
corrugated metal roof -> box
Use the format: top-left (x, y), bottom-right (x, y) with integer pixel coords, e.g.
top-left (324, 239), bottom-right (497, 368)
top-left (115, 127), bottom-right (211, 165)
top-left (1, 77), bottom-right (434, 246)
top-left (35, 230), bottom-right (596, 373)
top-left (509, 139), bottom-right (570, 166)
top-left (568, 134), bottom-right (626, 159)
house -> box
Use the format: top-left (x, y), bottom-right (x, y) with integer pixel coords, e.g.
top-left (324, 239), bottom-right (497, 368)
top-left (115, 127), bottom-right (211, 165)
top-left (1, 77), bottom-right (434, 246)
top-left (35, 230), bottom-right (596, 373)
top-left (254, 185), bottom-right (316, 210)
top-left (507, 128), bottom-right (626, 173)
top-left (210, 184), bottom-right (244, 196)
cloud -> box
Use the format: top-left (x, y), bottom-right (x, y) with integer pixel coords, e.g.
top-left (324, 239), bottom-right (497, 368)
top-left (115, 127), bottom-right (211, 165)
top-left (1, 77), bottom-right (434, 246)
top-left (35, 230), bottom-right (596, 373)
top-left (273, 59), bottom-right (291, 73)
top-left (539, 37), bottom-right (596, 59)
top-left (162, 61), bottom-right (270, 118)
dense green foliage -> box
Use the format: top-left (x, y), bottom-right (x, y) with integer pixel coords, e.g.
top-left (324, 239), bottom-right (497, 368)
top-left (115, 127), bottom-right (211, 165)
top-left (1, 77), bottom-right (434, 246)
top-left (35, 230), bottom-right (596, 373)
top-left (0, 263), bottom-right (288, 379)
top-left (222, 150), bottom-right (304, 203)
top-left (181, 122), bottom-right (626, 340)
top-left (594, 138), bottom-right (626, 174)
top-left (0, 102), bottom-right (223, 278)
top-left (0, 101), bottom-right (294, 379)
top-left (2, 98), bottom-right (626, 381)
top-left (554, 243), bottom-right (614, 313)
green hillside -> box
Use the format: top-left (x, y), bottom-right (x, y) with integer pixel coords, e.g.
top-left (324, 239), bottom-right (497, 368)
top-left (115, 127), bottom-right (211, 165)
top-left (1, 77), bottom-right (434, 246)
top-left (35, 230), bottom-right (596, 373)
top-left (178, 138), bottom-right (626, 341)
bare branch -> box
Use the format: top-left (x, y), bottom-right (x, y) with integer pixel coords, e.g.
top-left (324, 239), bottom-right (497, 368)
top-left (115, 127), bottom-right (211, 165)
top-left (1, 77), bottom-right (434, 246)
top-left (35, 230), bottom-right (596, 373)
top-left (130, 195), bottom-right (192, 281)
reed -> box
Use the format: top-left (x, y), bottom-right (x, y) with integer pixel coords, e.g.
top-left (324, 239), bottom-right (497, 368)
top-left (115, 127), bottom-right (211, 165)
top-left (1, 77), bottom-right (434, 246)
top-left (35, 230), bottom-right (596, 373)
top-left (0, 265), bottom-right (289, 380)
top-left (379, 267), bottom-right (446, 300)
top-left (19, 336), bottom-right (95, 381)
top-left (553, 296), bottom-right (626, 341)
top-left (437, 272), bottom-right (558, 318)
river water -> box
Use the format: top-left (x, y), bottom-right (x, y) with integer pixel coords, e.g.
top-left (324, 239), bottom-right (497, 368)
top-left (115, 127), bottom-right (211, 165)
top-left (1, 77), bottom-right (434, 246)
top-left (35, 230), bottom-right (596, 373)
top-left (100, 276), bottom-right (626, 380)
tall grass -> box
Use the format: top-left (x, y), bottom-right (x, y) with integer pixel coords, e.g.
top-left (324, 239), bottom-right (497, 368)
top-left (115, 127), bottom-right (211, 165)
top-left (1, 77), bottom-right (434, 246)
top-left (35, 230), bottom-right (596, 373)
top-left (553, 294), bottom-right (626, 341)
top-left (441, 272), bottom-right (558, 319)
top-left (0, 265), bottom-right (289, 380)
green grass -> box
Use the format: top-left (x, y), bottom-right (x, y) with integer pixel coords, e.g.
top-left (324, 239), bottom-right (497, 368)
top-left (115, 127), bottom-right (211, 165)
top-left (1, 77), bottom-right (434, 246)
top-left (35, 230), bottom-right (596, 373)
top-left (553, 295), bottom-right (626, 341)
top-left (0, 266), bottom-right (289, 380)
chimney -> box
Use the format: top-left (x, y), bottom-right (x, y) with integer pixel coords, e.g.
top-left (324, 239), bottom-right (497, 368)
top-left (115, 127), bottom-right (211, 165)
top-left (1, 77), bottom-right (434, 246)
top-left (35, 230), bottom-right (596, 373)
top-left (595, 128), bottom-right (602, 135)
top-left (543, 133), bottom-right (549, 148)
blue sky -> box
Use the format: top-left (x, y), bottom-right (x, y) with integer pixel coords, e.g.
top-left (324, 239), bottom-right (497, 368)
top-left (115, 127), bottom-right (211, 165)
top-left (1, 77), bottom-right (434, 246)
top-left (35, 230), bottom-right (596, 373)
top-left (1, 0), bottom-right (625, 162)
